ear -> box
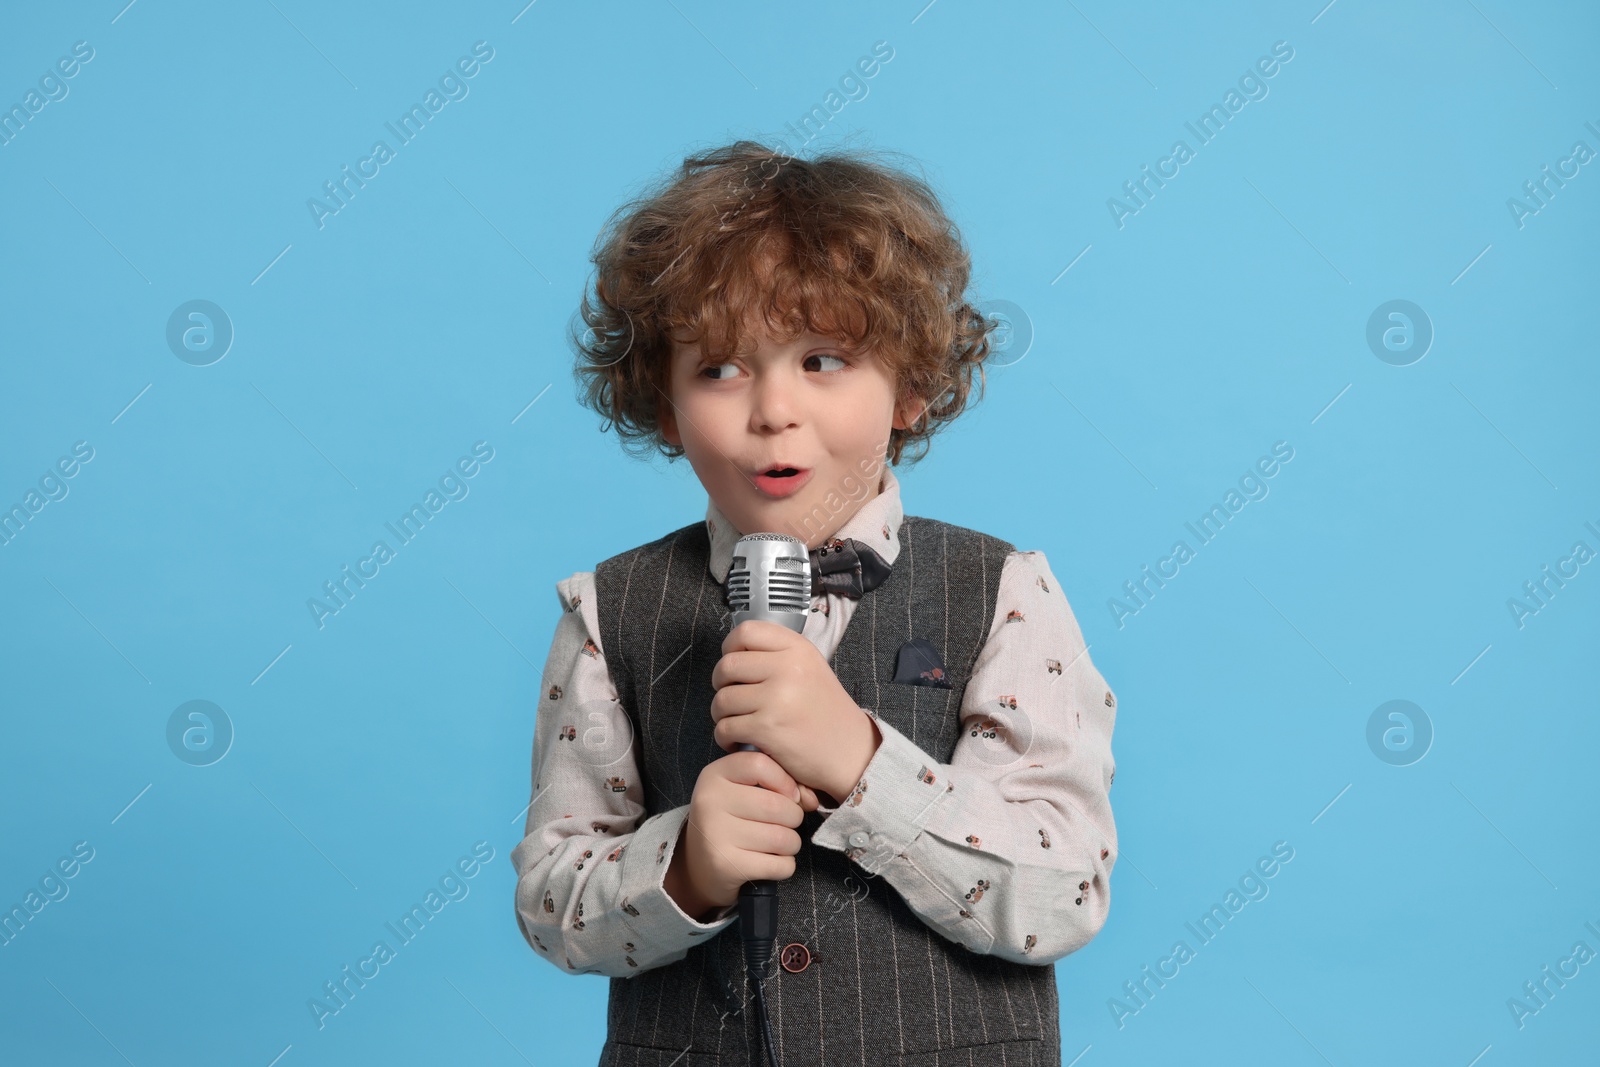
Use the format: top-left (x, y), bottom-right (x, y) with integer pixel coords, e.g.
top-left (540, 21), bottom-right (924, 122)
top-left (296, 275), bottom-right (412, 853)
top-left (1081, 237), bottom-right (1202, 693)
top-left (892, 389), bottom-right (923, 432)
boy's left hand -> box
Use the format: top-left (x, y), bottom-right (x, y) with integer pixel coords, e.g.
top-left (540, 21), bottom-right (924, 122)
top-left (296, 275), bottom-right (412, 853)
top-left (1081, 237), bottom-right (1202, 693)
top-left (711, 619), bottom-right (881, 804)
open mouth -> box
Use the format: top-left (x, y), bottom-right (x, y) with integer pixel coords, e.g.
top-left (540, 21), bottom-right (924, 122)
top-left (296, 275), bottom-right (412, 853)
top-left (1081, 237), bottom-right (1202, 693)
top-left (752, 465), bottom-right (812, 498)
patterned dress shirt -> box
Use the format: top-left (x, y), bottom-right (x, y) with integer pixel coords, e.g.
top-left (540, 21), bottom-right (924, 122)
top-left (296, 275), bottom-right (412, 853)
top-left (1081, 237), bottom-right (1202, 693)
top-left (511, 466), bottom-right (1118, 977)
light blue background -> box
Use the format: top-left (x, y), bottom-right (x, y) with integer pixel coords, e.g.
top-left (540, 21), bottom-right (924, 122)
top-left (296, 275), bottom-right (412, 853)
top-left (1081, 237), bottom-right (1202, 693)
top-left (2, 1), bottom-right (1596, 1064)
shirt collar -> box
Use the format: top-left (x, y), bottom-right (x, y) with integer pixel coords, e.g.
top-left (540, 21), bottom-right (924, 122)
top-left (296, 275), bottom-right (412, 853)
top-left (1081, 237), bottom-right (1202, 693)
top-left (705, 465), bottom-right (904, 586)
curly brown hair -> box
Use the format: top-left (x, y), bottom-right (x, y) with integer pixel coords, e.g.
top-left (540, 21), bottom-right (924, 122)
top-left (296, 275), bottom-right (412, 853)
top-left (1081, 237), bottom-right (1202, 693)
top-left (570, 139), bottom-right (998, 467)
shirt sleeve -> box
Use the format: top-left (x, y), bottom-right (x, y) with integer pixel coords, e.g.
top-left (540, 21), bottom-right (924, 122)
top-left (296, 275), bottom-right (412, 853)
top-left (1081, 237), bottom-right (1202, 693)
top-left (809, 549), bottom-right (1118, 966)
top-left (509, 571), bottom-right (740, 979)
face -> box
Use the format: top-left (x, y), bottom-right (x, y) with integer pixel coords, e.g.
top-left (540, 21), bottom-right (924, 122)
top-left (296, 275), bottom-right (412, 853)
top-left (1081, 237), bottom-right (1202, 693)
top-left (658, 315), bottom-right (920, 549)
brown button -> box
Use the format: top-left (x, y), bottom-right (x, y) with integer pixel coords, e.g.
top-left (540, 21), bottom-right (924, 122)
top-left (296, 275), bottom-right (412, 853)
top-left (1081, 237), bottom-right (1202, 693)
top-left (779, 942), bottom-right (812, 973)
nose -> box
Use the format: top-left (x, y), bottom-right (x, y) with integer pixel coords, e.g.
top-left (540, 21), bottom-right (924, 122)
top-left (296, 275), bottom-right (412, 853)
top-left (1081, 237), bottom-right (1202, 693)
top-left (749, 367), bottom-right (800, 433)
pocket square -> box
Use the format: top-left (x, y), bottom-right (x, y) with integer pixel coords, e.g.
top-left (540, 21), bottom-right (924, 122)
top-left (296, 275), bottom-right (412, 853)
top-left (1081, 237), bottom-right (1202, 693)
top-left (891, 638), bottom-right (952, 689)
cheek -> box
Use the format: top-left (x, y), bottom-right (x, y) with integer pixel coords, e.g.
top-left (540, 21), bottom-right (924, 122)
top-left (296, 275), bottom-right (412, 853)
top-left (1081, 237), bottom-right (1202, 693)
top-left (828, 392), bottom-right (896, 449)
top-left (670, 392), bottom-right (722, 444)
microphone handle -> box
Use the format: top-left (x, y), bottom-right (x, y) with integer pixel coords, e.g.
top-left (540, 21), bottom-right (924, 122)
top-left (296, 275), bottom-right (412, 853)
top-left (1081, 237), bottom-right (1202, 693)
top-left (734, 743), bottom-right (778, 950)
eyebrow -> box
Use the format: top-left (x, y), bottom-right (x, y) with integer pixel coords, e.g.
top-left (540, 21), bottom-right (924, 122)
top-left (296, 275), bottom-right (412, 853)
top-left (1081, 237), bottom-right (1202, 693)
top-left (687, 333), bottom-right (858, 359)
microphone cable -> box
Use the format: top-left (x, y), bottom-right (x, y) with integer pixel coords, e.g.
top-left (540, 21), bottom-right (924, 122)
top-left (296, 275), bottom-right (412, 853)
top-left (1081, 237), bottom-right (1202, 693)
top-left (736, 754), bottom-right (781, 1066)
top-left (736, 748), bottom-right (780, 1062)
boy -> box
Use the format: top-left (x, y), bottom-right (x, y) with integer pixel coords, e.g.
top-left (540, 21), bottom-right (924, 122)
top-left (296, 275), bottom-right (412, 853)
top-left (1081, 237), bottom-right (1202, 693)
top-left (511, 141), bottom-right (1118, 1066)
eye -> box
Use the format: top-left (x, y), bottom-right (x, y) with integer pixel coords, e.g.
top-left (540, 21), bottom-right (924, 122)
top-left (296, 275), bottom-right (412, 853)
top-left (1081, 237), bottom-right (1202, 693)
top-left (699, 363), bottom-right (738, 381)
top-left (806, 353), bottom-right (849, 372)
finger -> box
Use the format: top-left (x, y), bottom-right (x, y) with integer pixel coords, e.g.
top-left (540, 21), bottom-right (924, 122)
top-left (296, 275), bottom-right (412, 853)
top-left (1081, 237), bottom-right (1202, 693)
top-left (722, 618), bottom-right (798, 655)
top-left (736, 851), bottom-right (797, 882)
top-left (683, 807), bottom-right (774, 891)
top-left (726, 817), bottom-right (803, 858)
top-left (797, 785), bottom-right (820, 812)
top-left (709, 682), bottom-right (759, 728)
top-left (713, 704), bottom-right (768, 754)
top-left (721, 749), bottom-right (800, 799)
top-left (710, 649), bottom-right (771, 690)
top-left (738, 823), bottom-right (802, 857)
top-left (726, 784), bottom-right (804, 828)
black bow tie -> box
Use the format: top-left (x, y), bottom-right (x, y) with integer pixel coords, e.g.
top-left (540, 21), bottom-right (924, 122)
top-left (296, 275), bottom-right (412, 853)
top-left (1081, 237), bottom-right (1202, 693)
top-left (809, 537), bottom-right (893, 599)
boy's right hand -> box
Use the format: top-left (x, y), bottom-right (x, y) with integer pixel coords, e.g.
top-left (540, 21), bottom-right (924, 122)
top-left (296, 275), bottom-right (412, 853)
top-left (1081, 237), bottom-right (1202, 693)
top-left (670, 750), bottom-right (819, 913)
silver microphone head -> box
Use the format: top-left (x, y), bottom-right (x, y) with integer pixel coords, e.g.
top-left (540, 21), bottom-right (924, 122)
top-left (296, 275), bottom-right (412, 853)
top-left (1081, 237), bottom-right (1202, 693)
top-left (727, 533), bottom-right (811, 634)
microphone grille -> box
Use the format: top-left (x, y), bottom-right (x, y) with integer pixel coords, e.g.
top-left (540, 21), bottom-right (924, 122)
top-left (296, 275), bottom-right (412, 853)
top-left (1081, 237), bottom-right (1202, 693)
top-left (726, 533), bottom-right (811, 622)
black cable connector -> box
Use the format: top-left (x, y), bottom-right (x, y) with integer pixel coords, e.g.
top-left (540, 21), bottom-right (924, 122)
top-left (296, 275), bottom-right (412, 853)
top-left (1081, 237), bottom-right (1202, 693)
top-left (739, 878), bottom-right (779, 1066)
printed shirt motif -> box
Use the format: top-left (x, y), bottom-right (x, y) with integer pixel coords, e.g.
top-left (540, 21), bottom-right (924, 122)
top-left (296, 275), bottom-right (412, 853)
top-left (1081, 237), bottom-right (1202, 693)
top-left (509, 465), bottom-right (1119, 977)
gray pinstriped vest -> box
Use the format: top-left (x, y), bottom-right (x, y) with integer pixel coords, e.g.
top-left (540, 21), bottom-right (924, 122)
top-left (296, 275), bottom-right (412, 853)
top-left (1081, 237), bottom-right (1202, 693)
top-left (592, 514), bottom-right (1061, 1067)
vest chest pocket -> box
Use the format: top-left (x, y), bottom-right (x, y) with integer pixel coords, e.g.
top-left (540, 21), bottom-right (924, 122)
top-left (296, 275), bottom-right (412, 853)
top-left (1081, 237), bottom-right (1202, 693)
top-left (889, 636), bottom-right (953, 688)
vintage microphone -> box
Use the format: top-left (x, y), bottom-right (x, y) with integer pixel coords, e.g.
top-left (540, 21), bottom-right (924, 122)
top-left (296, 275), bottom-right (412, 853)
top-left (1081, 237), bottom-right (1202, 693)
top-left (724, 532), bottom-right (811, 1067)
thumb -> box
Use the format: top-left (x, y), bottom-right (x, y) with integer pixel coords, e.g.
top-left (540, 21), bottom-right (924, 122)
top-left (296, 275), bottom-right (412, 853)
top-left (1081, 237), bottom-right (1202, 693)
top-left (797, 784), bottom-right (821, 811)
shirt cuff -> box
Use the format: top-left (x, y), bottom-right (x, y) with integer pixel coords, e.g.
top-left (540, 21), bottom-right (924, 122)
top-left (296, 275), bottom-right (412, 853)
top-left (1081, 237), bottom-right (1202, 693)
top-left (810, 715), bottom-right (952, 874)
top-left (617, 805), bottom-right (739, 943)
